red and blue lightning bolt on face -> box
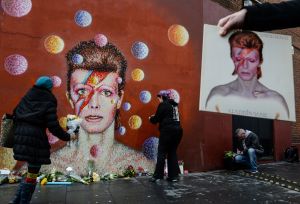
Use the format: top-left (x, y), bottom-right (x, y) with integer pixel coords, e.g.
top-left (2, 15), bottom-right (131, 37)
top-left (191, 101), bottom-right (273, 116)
top-left (70, 69), bottom-right (123, 134)
top-left (231, 47), bottom-right (261, 81)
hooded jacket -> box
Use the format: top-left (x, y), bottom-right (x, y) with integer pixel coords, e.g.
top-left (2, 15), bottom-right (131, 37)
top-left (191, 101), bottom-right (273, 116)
top-left (13, 85), bottom-right (70, 164)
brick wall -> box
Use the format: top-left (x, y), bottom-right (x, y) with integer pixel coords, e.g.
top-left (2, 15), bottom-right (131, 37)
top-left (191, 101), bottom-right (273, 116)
top-left (211, 0), bottom-right (300, 145)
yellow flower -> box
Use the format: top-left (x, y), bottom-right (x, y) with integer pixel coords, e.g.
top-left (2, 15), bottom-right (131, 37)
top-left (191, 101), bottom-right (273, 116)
top-left (92, 172), bottom-right (100, 182)
top-left (41, 178), bottom-right (48, 185)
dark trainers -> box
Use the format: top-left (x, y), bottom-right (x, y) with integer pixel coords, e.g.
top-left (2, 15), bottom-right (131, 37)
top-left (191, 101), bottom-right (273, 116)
top-left (149, 177), bottom-right (161, 183)
top-left (166, 177), bottom-right (179, 182)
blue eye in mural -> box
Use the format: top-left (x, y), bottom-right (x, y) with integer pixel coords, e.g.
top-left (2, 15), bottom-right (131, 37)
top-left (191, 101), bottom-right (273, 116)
top-left (122, 102), bottom-right (131, 111)
top-left (4, 54), bottom-right (28, 75)
top-left (1, 0), bottom-right (32, 17)
top-left (74, 10), bottom-right (92, 27)
top-left (139, 90), bottom-right (151, 104)
top-left (131, 41), bottom-right (149, 60)
top-left (142, 137), bottom-right (159, 160)
top-left (72, 54), bottom-right (84, 65)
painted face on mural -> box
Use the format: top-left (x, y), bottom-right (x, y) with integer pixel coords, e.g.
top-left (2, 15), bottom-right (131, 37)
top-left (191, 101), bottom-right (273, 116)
top-left (69, 69), bottom-right (123, 133)
top-left (232, 47), bottom-right (261, 81)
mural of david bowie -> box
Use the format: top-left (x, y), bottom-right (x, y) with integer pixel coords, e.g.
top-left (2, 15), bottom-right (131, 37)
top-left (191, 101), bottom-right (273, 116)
top-left (39, 40), bottom-right (155, 175)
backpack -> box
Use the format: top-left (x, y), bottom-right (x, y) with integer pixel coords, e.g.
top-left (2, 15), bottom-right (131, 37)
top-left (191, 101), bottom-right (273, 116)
top-left (284, 146), bottom-right (299, 163)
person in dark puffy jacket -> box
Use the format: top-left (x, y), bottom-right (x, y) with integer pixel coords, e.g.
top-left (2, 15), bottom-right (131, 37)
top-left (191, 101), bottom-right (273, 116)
top-left (10, 76), bottom-right (77, 204)
top-left (149, 90), bottom-right (183, 183)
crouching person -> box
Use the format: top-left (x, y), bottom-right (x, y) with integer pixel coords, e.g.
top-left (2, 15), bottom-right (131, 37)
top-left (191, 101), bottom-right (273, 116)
top-left (234, 128), bottom-right (264, 174)
top-left (10, 76), bottom-right (78, 204)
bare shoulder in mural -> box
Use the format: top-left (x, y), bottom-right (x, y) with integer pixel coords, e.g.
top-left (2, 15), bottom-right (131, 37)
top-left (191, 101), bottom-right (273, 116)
top-left (205, 30), bottom-right (289, 119)
top-left (42, 40), bottom-right (155, 175)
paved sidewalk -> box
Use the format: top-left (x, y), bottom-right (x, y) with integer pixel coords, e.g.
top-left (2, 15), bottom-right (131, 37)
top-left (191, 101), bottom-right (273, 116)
top-left (1, 162), bottom-right (300, 203)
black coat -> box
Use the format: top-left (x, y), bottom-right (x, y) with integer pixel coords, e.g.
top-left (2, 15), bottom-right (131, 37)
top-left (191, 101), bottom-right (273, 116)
top-left (150, 99), bottom-right (181, 131)
top-left (13, 86), bottom-right (70, 165)
top-left (238, 131), bottom-right (264, 155)
top-left (243, 0), bottom-right (300, 31)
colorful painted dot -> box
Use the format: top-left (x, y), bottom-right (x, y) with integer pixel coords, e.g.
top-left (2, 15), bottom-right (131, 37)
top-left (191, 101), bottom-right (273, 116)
top-left (139, 90), bottom-right (151, 104)
top-left (131, 41), bottom-right (149, 60)
top-left (72, 54), bottom-right (83, 64)
top-left (75, 10), bottom-right (92, 27)
top-left (167, 89), bottom-right (180, 103)
top-left (111, 99), bottom-right (116, 104)
top-left (118, 126), bottom-right (126, 136)
top-left (44, 35), bottom-right (64, 54)
top-left (51, 76), bottom-right (62, 87)
top-left (4, 54), bottom-right (28, 75)
top-left (128, 115), bottom-right (142, 130)
top-left (122, 102), bottom-right (131, 111)
top-left (90, 145), bottom-right (99, 158)
top-left (168, 24), bottom-right (189, 46)
top-left (142, 137), bottom-right (159, 160)
top-left (1, 0), bottom-right (32, 17)
top-left (116, 77), bottom-right (122, 84)
top-left (131, 68), bottom-right (144, 81)
top-left (94, 34), bottom-right (108, 47)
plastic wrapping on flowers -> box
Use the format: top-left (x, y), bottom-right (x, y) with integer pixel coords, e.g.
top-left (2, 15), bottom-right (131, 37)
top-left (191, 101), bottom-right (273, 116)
top-left (34, 165), bottom-right (148, 185)
top-left (224, 151), bottom-right (235, 159)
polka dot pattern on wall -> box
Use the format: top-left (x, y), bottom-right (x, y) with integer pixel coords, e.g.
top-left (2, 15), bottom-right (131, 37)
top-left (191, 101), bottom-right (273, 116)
top-left (44, 35), bottom-right (65, 54)
top-left (75, 10), bottom-right (92, 27)
top-left (131, 41), bottom-right (149, 60)
top-left (4, 54), bottom-right (28, 75)
top-left (1, 0), bottom-right (32, 17)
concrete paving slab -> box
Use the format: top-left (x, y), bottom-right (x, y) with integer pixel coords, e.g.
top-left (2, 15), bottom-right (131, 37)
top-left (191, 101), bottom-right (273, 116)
top-left (1, 162), bottom-right (300, 203)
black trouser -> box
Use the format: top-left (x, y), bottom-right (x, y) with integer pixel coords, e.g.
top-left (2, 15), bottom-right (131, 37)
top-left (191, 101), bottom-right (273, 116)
top-left (153, 127), bottom-right (183, 179)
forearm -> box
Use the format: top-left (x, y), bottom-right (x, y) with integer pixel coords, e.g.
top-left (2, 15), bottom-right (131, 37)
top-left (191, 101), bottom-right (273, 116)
top-left (243, 0), bottom-right (300, 31)
top-left (48, 123), bottom-right (71, 141)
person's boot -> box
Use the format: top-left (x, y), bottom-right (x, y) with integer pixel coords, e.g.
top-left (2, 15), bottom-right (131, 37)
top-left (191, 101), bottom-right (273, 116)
top-left (8, 181), bottom-right (23, 204)
top-left (20, 182), bottom-right (36, 204)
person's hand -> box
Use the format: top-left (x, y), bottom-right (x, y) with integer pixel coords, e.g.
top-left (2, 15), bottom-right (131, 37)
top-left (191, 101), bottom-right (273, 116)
top-left (237, 149), bottom-right (243, 155)
top-left (217, 9), bottom-right (247, 36)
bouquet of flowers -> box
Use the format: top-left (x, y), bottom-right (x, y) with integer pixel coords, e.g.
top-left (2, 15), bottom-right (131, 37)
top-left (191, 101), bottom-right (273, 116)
top-left (224, 151), bottom-right (236, 159)
top-left (123, 165), bottom-right (136, 178)
top-left (224, 151), bottom-right (237, 170)
top-left (69, 173), bottom-right (89, 184)
top-left (66, 114), bottom-right (82, 134)
top-left (0, 175), bottom-right (8, 185)
top-left (101, 173), bottom-right (118, 181)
